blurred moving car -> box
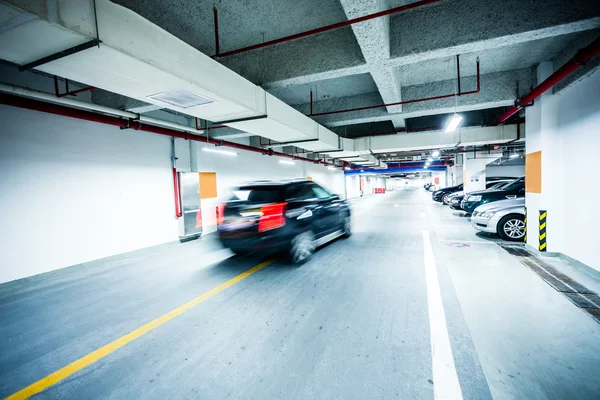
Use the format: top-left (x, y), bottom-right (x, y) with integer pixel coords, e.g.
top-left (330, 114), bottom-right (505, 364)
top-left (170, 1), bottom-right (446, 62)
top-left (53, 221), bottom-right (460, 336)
top-left (471, 198), bottom-right (525, 241)
top-left (217, 180), bottom-right (351, 264)
top-left (461, 177), bottom-right (525, 214)
top-left (445, 179), bottom-right (514, 208)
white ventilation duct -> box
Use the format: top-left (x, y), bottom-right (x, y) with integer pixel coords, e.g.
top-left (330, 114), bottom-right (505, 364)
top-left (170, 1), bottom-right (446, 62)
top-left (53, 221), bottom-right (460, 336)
top-left (322, 125), bottom-right (523, 156)
top-left (0, 0), bottom-right (338, 150)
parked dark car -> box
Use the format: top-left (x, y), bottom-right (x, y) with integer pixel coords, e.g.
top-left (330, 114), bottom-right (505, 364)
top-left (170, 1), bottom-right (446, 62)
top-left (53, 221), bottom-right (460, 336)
top-left (217, 180), bottom-right (351, 264)
top-left (447, 180), bottom-right (513, 209)
top-left (461, 177), bottom-right (525, 214)
top-left (448, 193), bottom-right (466, 210)
top-left (432, 184), bottom-right (463, 203)
top-left (424, 183), bottom-right (433, 190)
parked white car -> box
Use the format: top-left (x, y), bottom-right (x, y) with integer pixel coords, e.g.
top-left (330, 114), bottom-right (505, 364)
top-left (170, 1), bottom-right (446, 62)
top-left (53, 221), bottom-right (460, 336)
top-left (471, 198), bottom-right (525, 241)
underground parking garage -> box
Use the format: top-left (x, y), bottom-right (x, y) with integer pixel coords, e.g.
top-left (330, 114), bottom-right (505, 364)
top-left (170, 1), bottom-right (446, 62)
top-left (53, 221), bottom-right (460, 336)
top-left (0, 0), bottom-right (599, 398)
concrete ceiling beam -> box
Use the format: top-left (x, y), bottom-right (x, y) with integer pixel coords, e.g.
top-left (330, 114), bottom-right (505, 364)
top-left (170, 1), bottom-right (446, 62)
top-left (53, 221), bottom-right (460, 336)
top-left (259, 0), bottom-right (598, 91)
top-left (338, 0), bottom-right (404, 125)
top-left (298, 68), bottom-right (533, 127)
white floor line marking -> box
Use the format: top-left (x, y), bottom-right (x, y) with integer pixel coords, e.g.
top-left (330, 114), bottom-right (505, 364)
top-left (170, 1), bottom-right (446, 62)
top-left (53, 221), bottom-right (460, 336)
top-left (422, 230), bottom-right (464, 400)
top-left (439, 239), bottom-right (500, 245)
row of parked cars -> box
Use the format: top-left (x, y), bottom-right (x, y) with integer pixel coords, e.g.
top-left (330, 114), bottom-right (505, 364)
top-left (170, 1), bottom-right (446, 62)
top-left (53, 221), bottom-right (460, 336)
top-left (427, 177), bottom-right (526, 241)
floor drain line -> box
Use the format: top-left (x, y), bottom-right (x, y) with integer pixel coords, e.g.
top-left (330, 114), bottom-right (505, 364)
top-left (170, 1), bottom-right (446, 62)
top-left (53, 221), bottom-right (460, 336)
top-left (498, 243), bottom-right (600, 324)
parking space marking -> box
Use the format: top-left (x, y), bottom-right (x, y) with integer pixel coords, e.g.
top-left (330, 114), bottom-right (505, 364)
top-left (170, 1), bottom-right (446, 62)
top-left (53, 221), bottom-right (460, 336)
top-left (422, 231), bottom-right (464, 400)
top-left (5, 259), bottom-right (274, 400)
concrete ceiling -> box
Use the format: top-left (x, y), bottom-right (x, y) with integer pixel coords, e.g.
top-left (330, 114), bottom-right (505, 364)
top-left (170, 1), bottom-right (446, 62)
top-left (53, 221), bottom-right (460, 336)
top-left (101, 0), bottom-right (600, 140)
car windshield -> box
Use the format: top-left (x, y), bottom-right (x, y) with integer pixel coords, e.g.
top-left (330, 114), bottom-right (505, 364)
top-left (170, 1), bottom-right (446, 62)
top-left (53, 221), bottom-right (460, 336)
top-left (501, 178), bottom-right (525, 191)
top-left (230, 186), bottom-right (284, 203)
top-left (488, 181), bottom-right (509, 190)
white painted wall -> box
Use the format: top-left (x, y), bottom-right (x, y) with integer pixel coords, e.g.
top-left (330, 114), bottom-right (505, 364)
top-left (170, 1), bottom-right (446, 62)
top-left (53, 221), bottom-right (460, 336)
top-left (0, 106), bottom-right (346, 282)
top-left (345, 175), bottom-right (361, 199)
top-left (526, 65), bottom-right (600, 271)
top-left (463, 157), bottom-right (496, 193)
top-left (486, 164), bottom-right (525, 178)
top-left (0, 105), bottom-right (178, 283)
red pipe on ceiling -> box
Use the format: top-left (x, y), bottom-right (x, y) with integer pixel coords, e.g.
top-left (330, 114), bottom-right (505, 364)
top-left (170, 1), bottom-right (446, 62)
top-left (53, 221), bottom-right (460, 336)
top-left (309, 58), bottom-right (480, 117)
top-left (497, 36), bottom-right (600, 124)
top-left (213, 0), bottom-right (440, 58)
top-left (345, 125), bottom-right (444, 139)
top-left (0, 93), bottom-right (336, 167)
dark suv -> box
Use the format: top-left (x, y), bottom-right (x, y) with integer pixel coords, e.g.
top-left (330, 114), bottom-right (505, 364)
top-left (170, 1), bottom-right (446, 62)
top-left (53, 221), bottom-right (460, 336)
top-left (217, 180), bottom-right (351, 263)
top-left (461, 177), bottom-right (525, 214)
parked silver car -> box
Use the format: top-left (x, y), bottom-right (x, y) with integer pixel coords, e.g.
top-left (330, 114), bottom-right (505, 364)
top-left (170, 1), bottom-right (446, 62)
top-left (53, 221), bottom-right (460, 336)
top-left (471, 198), bottom-right (525, 241)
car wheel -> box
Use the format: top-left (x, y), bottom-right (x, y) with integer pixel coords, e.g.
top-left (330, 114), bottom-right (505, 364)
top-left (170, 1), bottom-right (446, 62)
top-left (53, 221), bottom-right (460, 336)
top-left (342, 215), bottom-right (352, 238)
top-left (442, 193), bottom-right (451, 204)
top-left (497, 214), bottom-right (526, 241)
top-left (289, 230), bottom-right (316, 264)
top-left (230, 248), bottom-right (248, 257)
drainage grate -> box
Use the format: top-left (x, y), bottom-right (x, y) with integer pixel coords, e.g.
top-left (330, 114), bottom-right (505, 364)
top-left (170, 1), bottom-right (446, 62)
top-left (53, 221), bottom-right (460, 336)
top-left (498, 243), bottom-right (600, 324)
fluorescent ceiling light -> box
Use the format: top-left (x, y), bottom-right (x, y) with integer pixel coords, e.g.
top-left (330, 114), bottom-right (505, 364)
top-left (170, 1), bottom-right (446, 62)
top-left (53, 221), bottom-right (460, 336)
top-left (345, 167), bottom-right (351, 170)
top-left (424, 165), bottom-right (428, 169)
top-left (432, 150), bottom-right (441, 157)
top-left (427, 157), bottom-right (433, 162)
top-left (445, 114), bottom-right (463, 133)
top-left (328, 166), bottom-right (337, 171)
top-left (202, 147), bottom-right (237, 156)
top-left (509, 153), bottom-right (519, 158)
top-left (279, 159), bottom-right (296, 165)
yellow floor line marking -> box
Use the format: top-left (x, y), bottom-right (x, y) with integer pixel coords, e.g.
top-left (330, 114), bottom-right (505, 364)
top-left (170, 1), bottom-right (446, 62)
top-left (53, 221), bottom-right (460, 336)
top-left (5, 259), bottom-right (274, 400)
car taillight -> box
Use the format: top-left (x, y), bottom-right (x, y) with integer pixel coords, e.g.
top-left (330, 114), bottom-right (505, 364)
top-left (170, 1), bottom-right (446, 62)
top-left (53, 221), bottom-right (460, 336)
top-left (216, 204), bottom-right (225, 225)
top-left (258, 203), bottom-right (287, 232)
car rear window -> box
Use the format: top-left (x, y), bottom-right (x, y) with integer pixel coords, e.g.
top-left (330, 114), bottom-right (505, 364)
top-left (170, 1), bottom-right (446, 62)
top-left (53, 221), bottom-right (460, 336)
top-left (230, 186), bottom-right (284, 204)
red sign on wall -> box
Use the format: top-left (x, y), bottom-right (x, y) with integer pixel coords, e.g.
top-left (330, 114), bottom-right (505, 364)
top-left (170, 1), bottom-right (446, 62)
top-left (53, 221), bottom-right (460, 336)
top-left (434, 177), bottom-right (440, 184)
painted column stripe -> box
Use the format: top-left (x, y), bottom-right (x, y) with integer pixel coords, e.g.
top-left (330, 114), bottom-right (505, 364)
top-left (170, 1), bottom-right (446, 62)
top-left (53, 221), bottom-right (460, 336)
top-left (539, 210), bottom-right (547, 252)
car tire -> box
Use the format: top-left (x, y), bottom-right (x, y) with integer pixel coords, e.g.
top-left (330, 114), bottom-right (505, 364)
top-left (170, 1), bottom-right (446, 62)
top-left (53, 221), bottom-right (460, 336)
top-left (442, 193), bottom-right (452, 204)
top-left (230, 248), bottom-right (249, 257)
top-left (289, 230), bottom-right (316, 264)
top-left (497, 214), bottom-right (526, 242)
top-left (342, 215), bottom-right (352, 238)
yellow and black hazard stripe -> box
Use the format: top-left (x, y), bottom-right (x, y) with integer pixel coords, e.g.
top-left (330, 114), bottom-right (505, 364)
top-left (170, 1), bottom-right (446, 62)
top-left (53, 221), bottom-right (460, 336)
top-left (524, 207), bottom-right (527, 243)
top-left (539, 210), bottom-right (547, 251)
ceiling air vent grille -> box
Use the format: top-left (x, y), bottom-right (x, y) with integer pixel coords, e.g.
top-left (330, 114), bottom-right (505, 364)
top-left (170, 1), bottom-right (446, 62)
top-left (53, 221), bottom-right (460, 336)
top-left (148, 89), bottom-right (214, 108)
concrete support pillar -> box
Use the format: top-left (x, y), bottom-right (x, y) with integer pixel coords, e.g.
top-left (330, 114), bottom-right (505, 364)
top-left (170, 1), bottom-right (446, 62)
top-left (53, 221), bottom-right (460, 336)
top-left (462, 155), bottom-right (497, 193)
top-left (524, 62), bottom-right (565, 253)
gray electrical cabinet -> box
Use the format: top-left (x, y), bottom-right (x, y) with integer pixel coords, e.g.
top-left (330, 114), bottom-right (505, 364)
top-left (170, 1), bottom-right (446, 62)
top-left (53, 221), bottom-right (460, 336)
top-left (178, 172), bottom-right (202, 240)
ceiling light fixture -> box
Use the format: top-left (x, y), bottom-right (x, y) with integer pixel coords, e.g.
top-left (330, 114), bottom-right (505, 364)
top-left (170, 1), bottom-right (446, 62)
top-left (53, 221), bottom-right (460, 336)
top-left (328, 166), bottom-right (337, 171)
top-left (509, 153), bottom-right (519, 158)
top-left (279, 159), bottom-right (296, 165)
top-left (445, 114), bottom-right (463, 133)
top-left (202, 147), bottom-right (237, 156)
top-left (432, 150), bottom-right (441, 157)
top-left (427, 157), bottom-right (433, 162)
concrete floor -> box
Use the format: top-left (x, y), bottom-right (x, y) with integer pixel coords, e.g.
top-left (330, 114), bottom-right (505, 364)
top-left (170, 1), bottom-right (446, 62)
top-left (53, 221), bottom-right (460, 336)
top-left (1, 188), bottom-right (599, 399)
